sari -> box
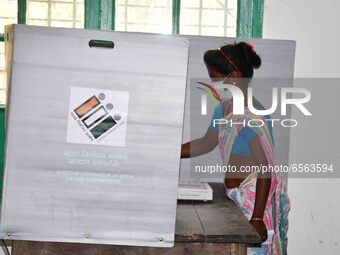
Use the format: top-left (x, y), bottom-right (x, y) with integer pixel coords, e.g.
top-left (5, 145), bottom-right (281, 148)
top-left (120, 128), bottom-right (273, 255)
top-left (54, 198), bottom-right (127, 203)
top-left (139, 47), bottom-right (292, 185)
top-left (218, 103), bottom-right (290, 255)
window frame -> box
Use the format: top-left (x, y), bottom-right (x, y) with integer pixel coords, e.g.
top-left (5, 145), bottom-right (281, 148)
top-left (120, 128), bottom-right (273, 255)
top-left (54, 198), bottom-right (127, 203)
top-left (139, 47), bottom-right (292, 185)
top-left (83, 0), bottom-right (264, 37)
top-left (0, 0), bottom-right (263, 103)
top-left (0, 0), bottom-right (263, 40)
top-left (237, 0), bottom-right (264, 38)
top-left (0, 0), bottom-right (25, 41)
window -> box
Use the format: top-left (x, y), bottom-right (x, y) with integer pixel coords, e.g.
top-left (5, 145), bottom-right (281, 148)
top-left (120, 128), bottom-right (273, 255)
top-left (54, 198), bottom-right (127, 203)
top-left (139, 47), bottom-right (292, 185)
top-left (0, 0), bottom-right (84, 105)
top-left (180, 0), bottom-right (237, 37)
top-left (115, 0), bottom-right (173, 34)
top-left (27, 0), bottom-right (84, 28)
top-left (0, 0), bottom-right (264, 105)
top-left (115, 0), bottom-right (237, 36)
top-left (0, 0), bottom-right (17, 34)
top-left (0, 0), bottom-right (18, 104)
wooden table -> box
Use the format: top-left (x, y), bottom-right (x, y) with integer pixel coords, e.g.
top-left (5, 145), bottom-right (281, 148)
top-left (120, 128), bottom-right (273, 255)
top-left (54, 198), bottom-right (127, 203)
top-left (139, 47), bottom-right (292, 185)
top-left (12, 183), bottom-right (261, 255)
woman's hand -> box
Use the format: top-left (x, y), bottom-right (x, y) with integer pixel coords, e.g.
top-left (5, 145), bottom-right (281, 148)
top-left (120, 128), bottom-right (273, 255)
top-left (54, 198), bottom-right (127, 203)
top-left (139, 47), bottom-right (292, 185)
top-left (250, 219), bottom-right (268, 243)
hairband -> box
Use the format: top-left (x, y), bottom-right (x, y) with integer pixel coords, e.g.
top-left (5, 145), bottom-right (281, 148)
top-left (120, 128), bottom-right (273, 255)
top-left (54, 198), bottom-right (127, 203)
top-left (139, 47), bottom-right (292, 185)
top-left (218, 48), bottom-right (242, 76)
top-left (246, 43), bottom-right (254, 49)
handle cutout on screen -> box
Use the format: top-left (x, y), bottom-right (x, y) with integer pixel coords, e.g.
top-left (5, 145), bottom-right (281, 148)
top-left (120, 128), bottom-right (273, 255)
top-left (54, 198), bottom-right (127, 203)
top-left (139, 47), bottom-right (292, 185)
top-left (89, 40), bottom-right (114, 49)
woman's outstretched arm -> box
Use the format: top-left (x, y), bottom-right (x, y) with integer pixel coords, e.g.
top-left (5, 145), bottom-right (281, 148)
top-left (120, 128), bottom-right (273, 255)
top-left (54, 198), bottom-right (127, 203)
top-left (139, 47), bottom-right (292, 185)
top-left (181, 129), bottom-right (218, 158)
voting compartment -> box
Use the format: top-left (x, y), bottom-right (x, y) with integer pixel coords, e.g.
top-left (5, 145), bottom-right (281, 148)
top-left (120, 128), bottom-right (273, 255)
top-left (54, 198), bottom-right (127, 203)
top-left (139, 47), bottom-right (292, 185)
top-left (0, 25), bottom-right (189, 247)
top-left (178, 35), bottom-right (296, 182)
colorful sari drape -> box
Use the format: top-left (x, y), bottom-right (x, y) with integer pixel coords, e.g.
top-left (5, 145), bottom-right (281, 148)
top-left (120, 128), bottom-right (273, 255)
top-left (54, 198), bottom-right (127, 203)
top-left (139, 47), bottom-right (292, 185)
top-left (218, 102), bottom-right (290, 255)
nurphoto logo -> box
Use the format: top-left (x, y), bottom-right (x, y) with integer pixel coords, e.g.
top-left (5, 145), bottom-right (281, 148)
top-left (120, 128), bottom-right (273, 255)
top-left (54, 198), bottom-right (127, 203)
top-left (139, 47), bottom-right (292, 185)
top-left (198, 83), bottom-right (312, 128)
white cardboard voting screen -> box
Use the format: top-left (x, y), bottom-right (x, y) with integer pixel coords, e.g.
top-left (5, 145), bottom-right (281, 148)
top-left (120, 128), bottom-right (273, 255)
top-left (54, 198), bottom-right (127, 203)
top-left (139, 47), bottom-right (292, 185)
top-left (178, 35), bottom-right (296, 182)
top-left (0, 25), bottom-right (189, 247)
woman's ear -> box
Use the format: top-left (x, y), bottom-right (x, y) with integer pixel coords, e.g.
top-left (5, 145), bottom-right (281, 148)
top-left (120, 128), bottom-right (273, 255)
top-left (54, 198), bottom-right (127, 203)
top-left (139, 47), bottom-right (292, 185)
top-left (214, 71), bottom-right (225, 79)
top-left (231, 71), bottom-right (242, 78)
top-left (207, 67), bottom-right (224, 79)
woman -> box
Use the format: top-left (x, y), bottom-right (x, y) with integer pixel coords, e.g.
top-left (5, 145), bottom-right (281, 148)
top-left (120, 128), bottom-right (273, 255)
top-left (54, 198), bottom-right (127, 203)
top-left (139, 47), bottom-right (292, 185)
top-left (181, 42), bottom-right (290, 255)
